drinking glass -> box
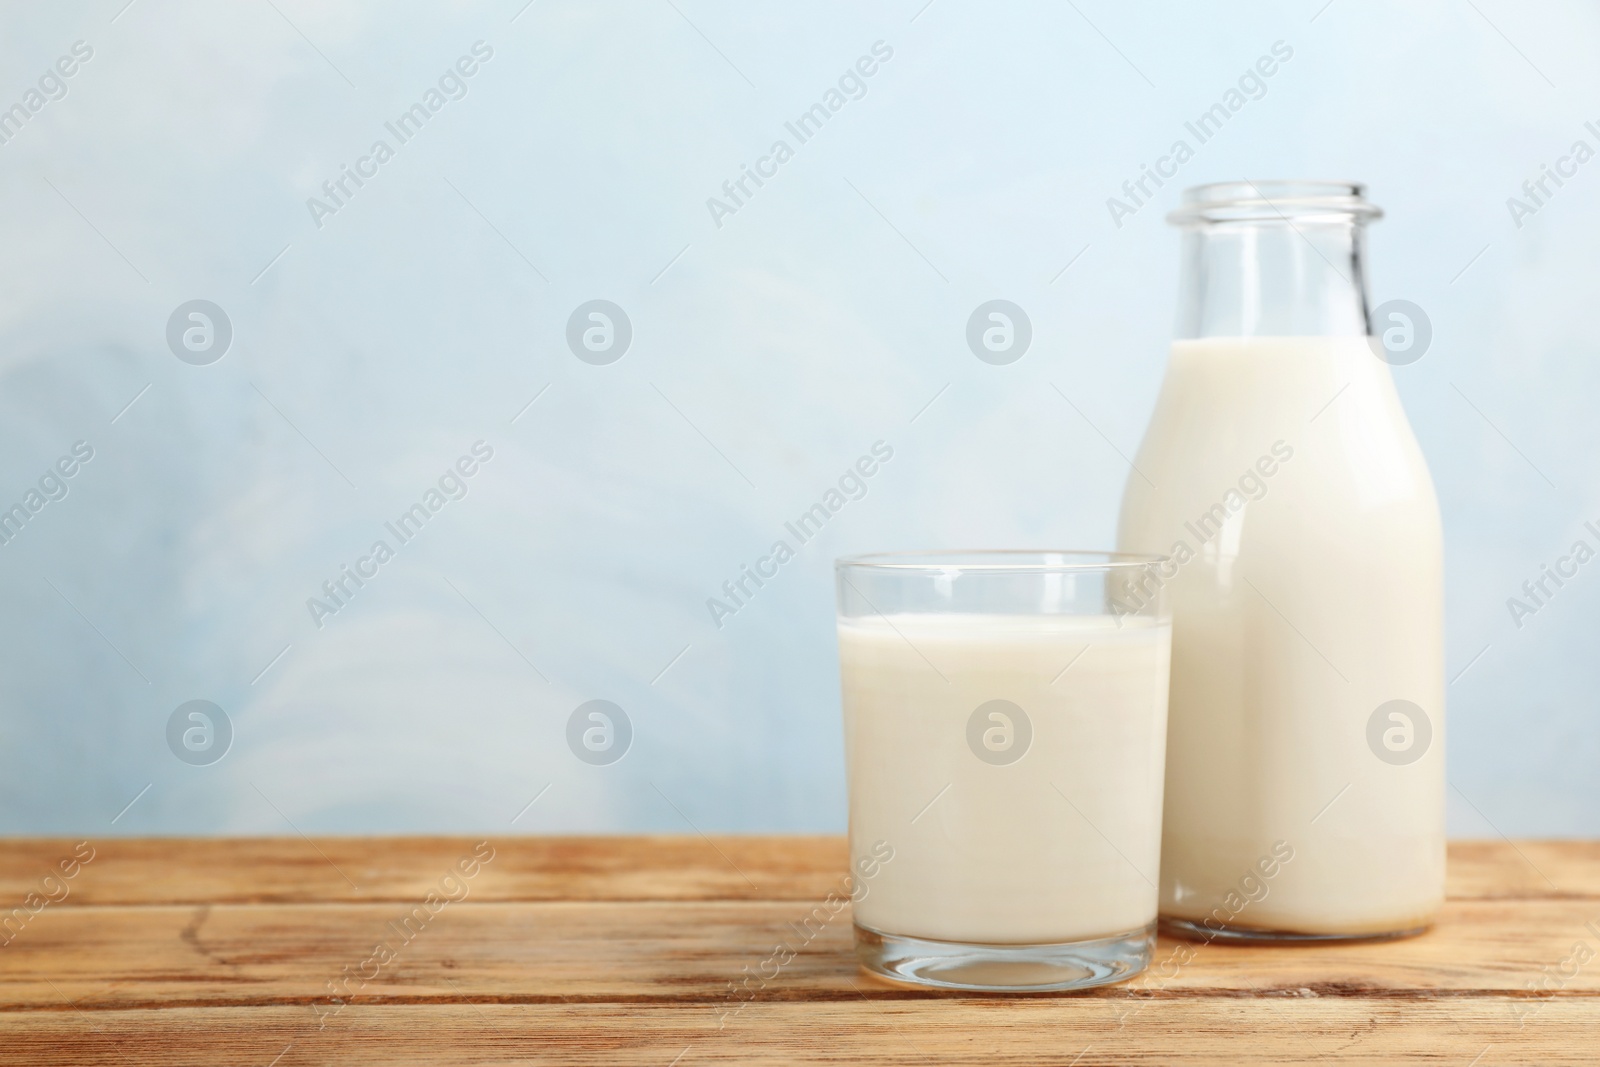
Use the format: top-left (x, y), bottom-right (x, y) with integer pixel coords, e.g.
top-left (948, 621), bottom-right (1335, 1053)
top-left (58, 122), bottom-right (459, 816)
top-left (836, 550), bottom-right (1172, 991)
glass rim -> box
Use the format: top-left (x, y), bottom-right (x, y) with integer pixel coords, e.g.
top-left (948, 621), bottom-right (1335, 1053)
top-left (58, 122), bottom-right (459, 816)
top-left (835, 549), bottom-right (1170, 573)
top-left (1167, 179), bottom-right (1383, 225)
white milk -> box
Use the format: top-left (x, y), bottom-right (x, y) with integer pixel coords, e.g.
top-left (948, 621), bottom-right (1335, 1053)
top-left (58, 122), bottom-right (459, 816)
top-left (1118, 336), bottom-right (1445, 937)
top-left (840, 613), bottom-right (1171, 944)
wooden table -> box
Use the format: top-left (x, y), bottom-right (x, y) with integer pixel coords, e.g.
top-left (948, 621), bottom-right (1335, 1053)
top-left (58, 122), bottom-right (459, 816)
top-left (1, 837), bottom-right (1596, 1064)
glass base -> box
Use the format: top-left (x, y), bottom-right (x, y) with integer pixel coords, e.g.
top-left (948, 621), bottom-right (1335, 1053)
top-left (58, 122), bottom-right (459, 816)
top-left (1160, 916), bottom-right (1432, 944)
top-left (854, 922), bottom-right (1154, 992)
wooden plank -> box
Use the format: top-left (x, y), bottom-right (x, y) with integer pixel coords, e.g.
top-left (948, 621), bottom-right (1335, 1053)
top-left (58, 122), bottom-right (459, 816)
top-left (0, 1000), bottom-right (1595, 1066)
top-left (1446, 840), bottom-right (1600, 899)
top-left (3, 838), bottom-right (1596, 906)
top-left (4, 898), bottom-right (1599, 1008)
top-left (0, 837), bottom-right (848, 906)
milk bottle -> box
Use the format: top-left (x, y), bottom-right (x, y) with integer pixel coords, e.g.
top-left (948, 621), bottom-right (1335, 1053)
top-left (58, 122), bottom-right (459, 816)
top-left (1117, 182), bottom-right (1445, 939)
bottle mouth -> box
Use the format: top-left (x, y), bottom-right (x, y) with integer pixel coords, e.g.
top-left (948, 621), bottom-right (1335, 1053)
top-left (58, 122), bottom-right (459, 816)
top-left (1167, 180), bottom-right (1383, 225)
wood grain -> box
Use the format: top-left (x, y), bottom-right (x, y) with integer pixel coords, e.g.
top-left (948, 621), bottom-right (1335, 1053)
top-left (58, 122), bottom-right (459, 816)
top-left (0, 836), bottom-right (848, 905)
top-left (1, 838), bottom-right (1596, 1065)
top-left (4, 837), bottom-right (1598, 905)
top-left (1, 1001), bottom-right (1596, 1067)
top-left (3, 899), bottom-right (1600, 1008)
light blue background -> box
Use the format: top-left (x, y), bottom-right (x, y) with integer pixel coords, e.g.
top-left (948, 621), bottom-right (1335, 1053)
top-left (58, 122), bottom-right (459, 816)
top-left (1, 0), bottom-right (1595, 836)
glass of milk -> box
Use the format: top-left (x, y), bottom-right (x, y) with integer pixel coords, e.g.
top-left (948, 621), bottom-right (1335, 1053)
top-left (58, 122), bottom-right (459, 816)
top-left (836, 551), bottom-right (1172, 991)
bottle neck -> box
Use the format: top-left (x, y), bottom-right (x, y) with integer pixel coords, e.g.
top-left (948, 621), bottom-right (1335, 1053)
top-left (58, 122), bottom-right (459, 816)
top-left (1174, 219), bottom-right (1373, 339)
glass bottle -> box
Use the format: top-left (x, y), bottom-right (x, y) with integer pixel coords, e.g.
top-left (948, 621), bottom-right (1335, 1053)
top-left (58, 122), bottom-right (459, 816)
top-left (1116, 181), bottom-right (1445, 940)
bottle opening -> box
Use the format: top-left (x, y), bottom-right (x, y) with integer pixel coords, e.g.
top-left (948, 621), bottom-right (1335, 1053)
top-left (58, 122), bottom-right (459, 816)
top-left (1168, 180), bottom-right (1383, 225)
